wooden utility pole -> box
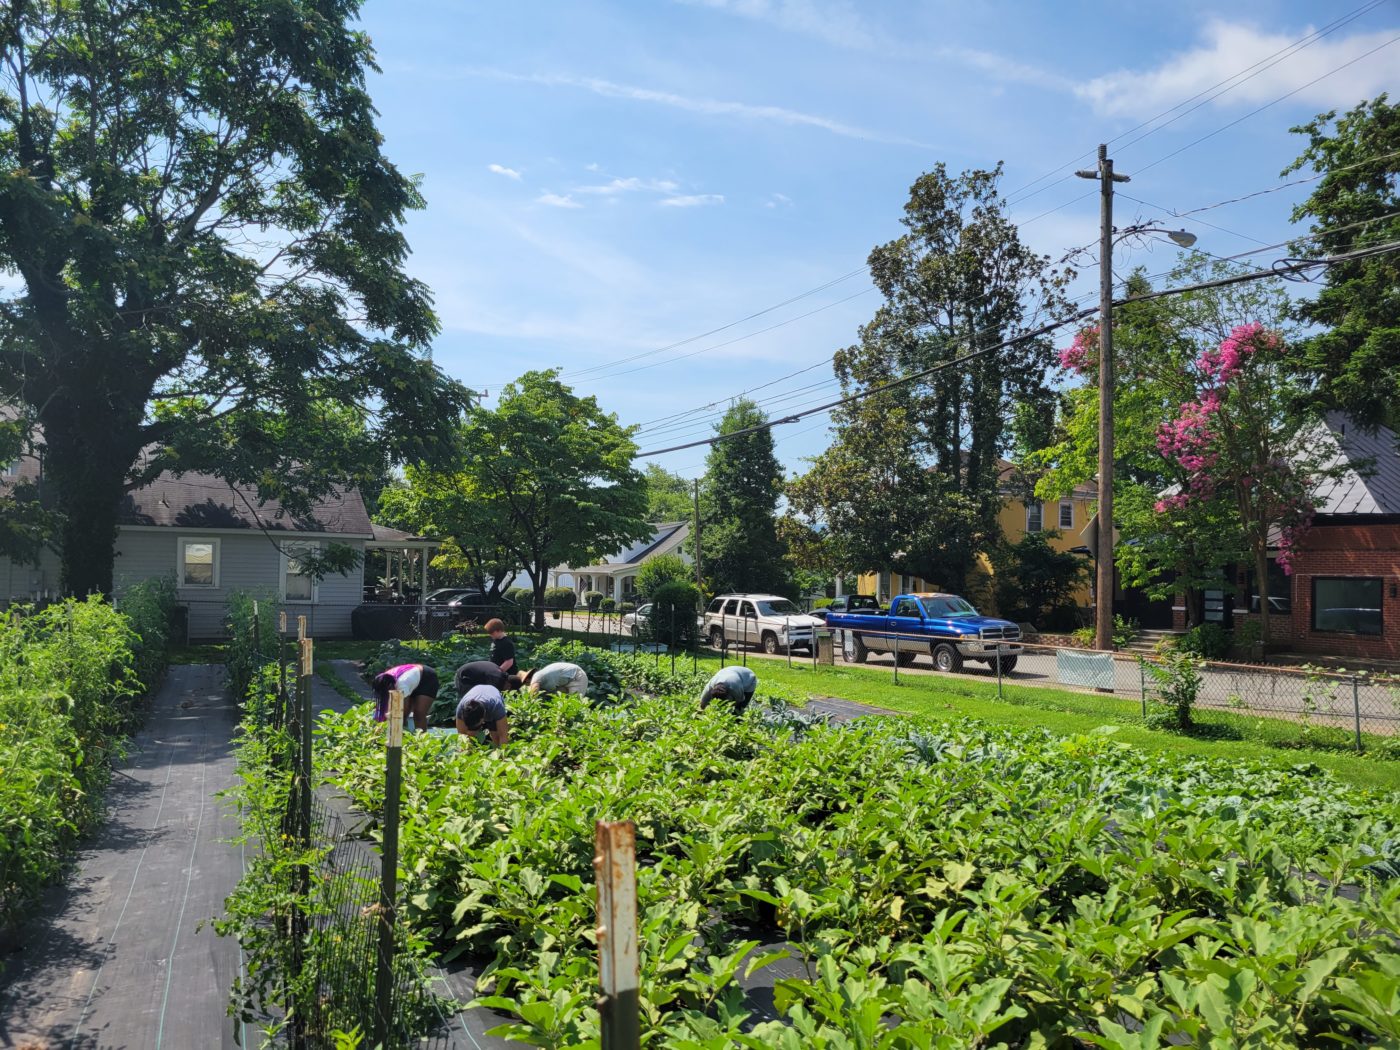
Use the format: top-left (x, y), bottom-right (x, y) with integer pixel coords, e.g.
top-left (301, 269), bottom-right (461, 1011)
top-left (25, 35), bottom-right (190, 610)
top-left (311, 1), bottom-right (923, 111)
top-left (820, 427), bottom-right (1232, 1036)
top-left (1077, 145), bottom-right (1130, 653)
top-left (693, 478), bottom-right (703, 592)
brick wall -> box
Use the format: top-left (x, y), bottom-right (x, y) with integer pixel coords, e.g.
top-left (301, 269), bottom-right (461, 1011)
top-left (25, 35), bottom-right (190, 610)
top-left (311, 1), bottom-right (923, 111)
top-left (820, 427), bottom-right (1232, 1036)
top-left (1287, 523), bottom-right (1400, 661)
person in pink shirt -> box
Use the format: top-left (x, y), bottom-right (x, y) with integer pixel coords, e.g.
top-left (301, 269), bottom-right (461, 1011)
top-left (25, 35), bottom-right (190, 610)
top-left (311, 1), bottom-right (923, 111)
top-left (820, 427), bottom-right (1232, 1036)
top-left (371, 662), bottom-right (440, 734)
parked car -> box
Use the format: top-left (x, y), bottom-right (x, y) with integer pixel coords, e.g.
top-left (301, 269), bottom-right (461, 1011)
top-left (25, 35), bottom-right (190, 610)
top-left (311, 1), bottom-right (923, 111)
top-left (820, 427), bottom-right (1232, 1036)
top-left (826, 592), bottom-right (1020, 672)
top-left (702, 594), bottom-right (824, 654)
top-left (810, 594), bottom-right (882, 622)
top-left (424, 587), bottom-right (480, 606)
top-left (622, 603), bottom-right (653, 636)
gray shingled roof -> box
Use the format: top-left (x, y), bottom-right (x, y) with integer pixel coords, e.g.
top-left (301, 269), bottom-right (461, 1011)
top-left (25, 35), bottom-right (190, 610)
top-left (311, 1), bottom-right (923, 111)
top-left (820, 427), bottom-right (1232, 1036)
top-left (612, 523), bottom-right (686, 565)
top-left (117, 470), bottom-right (374, 536)
top-left (1313, 413), bottom-right (1400, 516)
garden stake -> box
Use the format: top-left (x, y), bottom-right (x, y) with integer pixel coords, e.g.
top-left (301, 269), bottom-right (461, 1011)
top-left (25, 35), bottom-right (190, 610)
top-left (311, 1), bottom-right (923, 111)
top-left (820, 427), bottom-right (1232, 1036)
top-left (374, 689), bottom-right (404, 1048)
top-left (996, 647), bottom-right (1002, 699)
top-left (595, 820), bottom-right (640, 1050)
top-left (1353, 676), bottom-right (1363, 752)
top-left (253, 599), bottom-right (261, 667)
top-left (297, 613), bottom-right (306, 641)
top-left (742, 613), bottom-right (747, 667)
top-left (1140, 660), bottom-right (1148, 718)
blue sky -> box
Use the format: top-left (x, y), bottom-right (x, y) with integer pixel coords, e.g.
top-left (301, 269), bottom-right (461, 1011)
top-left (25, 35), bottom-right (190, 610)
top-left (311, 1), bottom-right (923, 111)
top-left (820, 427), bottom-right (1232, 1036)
top-left (357, 0), bottom-right (1399, 480)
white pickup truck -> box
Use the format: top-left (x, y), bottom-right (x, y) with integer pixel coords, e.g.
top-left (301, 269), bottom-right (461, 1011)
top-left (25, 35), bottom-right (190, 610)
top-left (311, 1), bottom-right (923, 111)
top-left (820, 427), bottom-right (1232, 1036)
top-left (702, 593), bottom-right (824, 655)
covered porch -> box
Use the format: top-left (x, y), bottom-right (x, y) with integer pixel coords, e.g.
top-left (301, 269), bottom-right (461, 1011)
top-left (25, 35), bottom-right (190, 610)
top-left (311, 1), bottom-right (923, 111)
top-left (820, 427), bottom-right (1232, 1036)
top-left (363, 524), bottom-right (442, 607)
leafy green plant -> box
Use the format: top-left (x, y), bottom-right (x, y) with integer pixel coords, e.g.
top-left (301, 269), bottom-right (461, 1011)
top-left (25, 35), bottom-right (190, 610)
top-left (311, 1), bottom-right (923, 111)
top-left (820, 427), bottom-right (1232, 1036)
top-left (225, 590), bottom-right (280, 702)
top-left (582, 590), bottom-right (603, 611)
top-left (599, 597), bottom-right (616, 613)
top-left (1176, 621), bottom-right (1230, 659)
top-left (1143, 649), bottom-right (1204, 732)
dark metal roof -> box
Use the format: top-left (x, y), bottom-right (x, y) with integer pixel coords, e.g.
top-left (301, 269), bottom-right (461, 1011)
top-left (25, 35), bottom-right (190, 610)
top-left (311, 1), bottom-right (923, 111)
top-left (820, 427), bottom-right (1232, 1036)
top-left (116, 470), bottom-right (374, 537)
top-left (611, 522), bottom-right (687, 565)
top-left (1313, 413), bottom-right (1400, 516)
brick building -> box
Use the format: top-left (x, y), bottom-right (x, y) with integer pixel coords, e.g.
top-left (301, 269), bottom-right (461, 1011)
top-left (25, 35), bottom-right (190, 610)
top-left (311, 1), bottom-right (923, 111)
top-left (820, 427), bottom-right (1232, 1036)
top-left (1172, 415), bottom-right (1400, 661)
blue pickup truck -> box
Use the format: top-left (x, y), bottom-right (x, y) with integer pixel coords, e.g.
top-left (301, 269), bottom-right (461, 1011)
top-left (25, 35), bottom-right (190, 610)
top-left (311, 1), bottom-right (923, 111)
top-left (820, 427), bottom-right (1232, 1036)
top-left (825, 592), bottom-right (1021, 673)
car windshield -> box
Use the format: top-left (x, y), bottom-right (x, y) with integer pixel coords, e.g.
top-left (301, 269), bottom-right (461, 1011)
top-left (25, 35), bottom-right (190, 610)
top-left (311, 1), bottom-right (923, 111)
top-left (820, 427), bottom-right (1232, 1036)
top-left (638, 604), bottom-right (652, 616)
top-left (849, 597), bottom-right (878, 609)
top-left (757, 599), bottom-right (800, 616)
top-left (922, 596), bottom-right (977, 617)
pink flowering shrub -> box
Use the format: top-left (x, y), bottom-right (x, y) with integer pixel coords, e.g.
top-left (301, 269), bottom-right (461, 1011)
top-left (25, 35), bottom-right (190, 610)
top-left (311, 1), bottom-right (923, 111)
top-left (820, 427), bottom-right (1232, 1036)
top-left (1057, 326), bottom-right (1098, 375)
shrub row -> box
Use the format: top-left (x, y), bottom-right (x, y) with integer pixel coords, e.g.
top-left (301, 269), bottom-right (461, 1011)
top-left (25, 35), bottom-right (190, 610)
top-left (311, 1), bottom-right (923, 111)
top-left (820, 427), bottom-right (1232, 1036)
top-left (0, 580), bottom-right (176, 930)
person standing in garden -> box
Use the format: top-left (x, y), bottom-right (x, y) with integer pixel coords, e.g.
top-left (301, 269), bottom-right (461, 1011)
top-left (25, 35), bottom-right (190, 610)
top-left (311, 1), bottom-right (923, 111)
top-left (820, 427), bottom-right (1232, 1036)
top-left (372, 662), bottom-right (439, 734)
top-left (454, 659), bottom-right (523, 696)
top-left (455, 683), bottom-right (511, 746)
top-left (485, 618), bottom-right (517, 674)
top-left (522, 661), bottom-right (590, 697)
top-left (699, 665), bottom-right (759, 716)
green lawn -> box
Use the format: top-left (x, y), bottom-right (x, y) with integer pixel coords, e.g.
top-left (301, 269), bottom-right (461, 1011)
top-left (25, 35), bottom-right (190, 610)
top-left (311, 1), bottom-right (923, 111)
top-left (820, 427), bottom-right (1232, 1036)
top-left (177, 633), bottom-right (1400, 792)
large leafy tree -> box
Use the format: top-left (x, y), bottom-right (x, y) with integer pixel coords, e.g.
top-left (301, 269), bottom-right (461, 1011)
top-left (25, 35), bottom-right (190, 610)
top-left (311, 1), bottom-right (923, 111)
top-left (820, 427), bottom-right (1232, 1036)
top-left (789, 164), bottom-right (1071, 592)
top-left (459, 371), bottom-right (650, 625)
top-left (1285, 95), bottom-right (1400, 429)
top-left (642, 464), bottom-right (693, 522)
top-left (699, 399), bottom-right (788, 595)
top-left (0, 0), bottom-right (468, 595)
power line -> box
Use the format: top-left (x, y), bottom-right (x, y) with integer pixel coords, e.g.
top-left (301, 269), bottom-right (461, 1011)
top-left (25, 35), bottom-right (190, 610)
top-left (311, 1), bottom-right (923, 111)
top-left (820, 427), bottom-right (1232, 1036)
top-left (635, 241), bottom-right (1400, 458)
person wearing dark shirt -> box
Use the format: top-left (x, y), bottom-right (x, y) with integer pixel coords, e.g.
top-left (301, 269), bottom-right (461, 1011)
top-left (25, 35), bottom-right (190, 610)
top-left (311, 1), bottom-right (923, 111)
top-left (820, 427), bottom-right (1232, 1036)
top-left (485, 618), bottom-right (516, 673)
top-left (454, 659), bottom-right (523, 696)
top-left (455, 684), bottom-right (510, 746)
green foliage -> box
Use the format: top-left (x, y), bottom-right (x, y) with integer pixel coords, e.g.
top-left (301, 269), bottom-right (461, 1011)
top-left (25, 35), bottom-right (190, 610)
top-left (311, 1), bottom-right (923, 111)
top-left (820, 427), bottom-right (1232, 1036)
top-left (582, 591), bottom-right (603, 611)
top-left (119, 576), bottom-right (178, 693)
top-left (1176, 622), bottom-right (1231, 660)
top-left (543, 587), bottom-right (577, 612)
top-left (225, 591), bottom-right (280, 703)
top-left (0, 596), bottom-right (168, 929)
top-left (1232, 618), bottom-right (1265, 662)
top-left (813, 597), bottom-right (834, 609)
top-left (1286, 95), bottom-right (1400, 428)
top-left (0, 4), bottom-right (470, 596)
top-left (699, 400), bottom-right (790, 596)
top-left (643, 464), bottom-right (694, 522)
top-left (1073, 615), bottom-right (1139, 650)
top-left (643, 580), bottom-right (701, 649)
top-left (788, 164), bottom-right (1072, 592)
top-left (988, 531), bottom-right (1085, 628)
top-left (599, 597), bottom-right (616, 613)
top-left (1145, 649), bottom-right (1205, 732)
top-left (635, 553), bottom-right (690, 600)
top-left (311, 652), bottom-right (1400, 1047)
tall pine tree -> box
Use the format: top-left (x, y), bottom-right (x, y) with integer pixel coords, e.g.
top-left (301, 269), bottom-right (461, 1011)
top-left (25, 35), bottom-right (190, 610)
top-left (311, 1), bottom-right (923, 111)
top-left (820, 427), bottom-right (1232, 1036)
top-left (700, 400), bottom-right (789, 595)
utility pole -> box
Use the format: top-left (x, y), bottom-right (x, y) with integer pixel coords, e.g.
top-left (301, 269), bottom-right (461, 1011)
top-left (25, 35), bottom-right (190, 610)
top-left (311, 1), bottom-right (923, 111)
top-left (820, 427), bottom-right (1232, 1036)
top-left (692, 478), bottom-right (703, 592)
top-left (1077, 144), bottom-right (1130, 653)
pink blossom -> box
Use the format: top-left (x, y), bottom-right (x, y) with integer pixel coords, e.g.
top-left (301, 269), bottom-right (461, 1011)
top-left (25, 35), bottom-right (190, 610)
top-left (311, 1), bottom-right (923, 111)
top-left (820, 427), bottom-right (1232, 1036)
top-left (1057, 326), bottom-right (1099, 375)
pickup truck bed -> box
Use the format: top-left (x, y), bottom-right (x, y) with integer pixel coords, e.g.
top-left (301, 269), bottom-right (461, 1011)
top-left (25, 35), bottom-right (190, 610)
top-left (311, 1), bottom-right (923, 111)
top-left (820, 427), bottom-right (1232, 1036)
top-left (825, 592), bottom-right (1020, 673)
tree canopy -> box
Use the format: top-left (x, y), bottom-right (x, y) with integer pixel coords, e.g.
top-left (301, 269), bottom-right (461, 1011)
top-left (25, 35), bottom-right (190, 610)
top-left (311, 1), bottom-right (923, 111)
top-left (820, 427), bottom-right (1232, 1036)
top-left (699, 399), bottom-right (788, 596)
top-left (642, 464), bottom-right (694, 522)
top-left (0, 0), bottom-right (468, 594)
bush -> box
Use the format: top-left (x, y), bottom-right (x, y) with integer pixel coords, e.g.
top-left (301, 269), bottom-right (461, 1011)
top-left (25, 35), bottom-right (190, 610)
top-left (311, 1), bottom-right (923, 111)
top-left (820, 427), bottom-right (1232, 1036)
top-left (644, 579), bottom-right (701, 649)
top-left (543, 587), bottom-right (576, 611)
top-left (619, 601), bottom-right (636, 614)
top-left (0, 595), bottom-right (167, 929)
top-left (635, 554), bottom-right (689, 600)
top-left (1177, 622), bottom-right (1230, 659)
top-left (119, 575), bottom-right (177, 693)
top-left (599, 597), bottom-right (616, 613)
top-left (813, 597), bottom-right (834, 610)
top-left (1231, 618), bottom-right (1264, 662)
top-left (989, 532), bottom-right (1086, 628)
top-left (583, 590), bottom-right (604, 611)
top-left (226, 591), bottom-right (280, 702)
top-left (1144, 648), bottom-right (1203, 732)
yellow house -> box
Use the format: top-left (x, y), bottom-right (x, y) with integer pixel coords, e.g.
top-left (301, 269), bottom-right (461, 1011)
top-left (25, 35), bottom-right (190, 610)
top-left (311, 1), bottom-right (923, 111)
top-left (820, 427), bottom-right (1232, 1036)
top-left (854, 466), bottom-right (1097, 612)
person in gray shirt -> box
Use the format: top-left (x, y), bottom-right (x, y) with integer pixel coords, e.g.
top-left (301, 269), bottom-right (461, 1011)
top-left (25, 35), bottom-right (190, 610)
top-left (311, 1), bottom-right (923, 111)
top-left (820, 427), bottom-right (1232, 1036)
top-left (699, 665), bottom-right (758, 715)
top-left (455, 684), bottom-right (510, 746)
top-left (522, 661), bottom-right (590, 697)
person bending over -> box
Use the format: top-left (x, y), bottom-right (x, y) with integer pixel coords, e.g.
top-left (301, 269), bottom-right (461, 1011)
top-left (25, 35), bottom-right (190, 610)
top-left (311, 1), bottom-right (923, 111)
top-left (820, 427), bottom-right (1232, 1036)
top-left (455, 683), bottom-right (511, 747)
top-left (454, 659), bottom-right (524, 696)
top-left (521, 661), bottom-right (590, 697)
top-left (372, 662), bottom-right (439, 734)
top-left (699, 665), bottom-right (758, 716)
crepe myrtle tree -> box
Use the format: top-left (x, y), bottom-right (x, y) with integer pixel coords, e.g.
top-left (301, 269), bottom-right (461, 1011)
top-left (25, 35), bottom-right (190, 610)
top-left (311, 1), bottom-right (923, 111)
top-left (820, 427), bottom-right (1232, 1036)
top-left (0, 0), bottom-right (470, 595)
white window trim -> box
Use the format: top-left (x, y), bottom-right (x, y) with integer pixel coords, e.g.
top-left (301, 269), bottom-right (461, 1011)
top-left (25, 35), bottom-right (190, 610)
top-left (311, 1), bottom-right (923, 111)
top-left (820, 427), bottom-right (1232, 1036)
top-left (1026, 503), bottom-right (1044, 533)
top-left (281, 540), bottom-right (321, 604)
top-left (1059, 500), bottom-right (1074, 529)
top-left (178, 536), bottom-right (221, 590)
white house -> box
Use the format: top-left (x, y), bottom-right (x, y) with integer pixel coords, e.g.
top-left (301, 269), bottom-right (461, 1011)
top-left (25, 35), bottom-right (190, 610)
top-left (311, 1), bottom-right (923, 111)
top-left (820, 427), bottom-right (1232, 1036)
top-left (550, 521), bottom-right (691, 602)
top-left (0, 461), bottom-right (437, 639)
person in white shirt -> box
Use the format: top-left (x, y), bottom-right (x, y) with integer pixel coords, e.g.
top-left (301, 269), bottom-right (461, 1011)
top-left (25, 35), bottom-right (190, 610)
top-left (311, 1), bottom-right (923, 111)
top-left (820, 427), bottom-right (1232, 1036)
top-left (521, 661), bottom-right (590, 698)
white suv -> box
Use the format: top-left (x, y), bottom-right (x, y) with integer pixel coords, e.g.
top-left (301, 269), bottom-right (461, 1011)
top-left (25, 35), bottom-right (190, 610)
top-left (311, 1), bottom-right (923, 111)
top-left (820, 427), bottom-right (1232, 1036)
top-left (702, 594), bottom-right (823, 655)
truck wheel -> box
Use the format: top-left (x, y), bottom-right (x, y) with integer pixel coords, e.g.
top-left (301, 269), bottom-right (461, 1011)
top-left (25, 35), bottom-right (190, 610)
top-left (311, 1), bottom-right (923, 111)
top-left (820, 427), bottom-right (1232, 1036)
top-left (842, 631), bottom-right (868, 664)
top-left (708, 626), bottom-right (725, 649)
top-left (995, 655), bottom-right (1018, 674)
top-left (896, 649), bottom-right (917, 668)
top-left (762, 632), bottom-right (780, 655)
top-left (933, 644), bottom-right (963, 673)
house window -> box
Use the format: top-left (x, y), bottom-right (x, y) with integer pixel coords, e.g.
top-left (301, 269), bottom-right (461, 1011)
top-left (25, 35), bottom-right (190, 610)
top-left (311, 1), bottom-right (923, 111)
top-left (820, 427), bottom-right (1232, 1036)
top-left (179, 538), bottom-right (220, 588)
top-left (1, 457), bottom-right (18, 477)
top-left (1312, 577), bottom-right (1382, 635)
top-left (282, 541), bottom-right (319, 603)
top-left (1026, 503), bottom-right (1043, 533)
top-left (1059, 501), bottom-right (1074, 529)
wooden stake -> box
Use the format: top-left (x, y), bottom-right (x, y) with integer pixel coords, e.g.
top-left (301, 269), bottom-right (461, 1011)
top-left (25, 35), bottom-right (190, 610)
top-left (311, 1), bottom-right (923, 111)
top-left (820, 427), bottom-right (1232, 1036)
top-left (595, 820), bottom-right (640, 1050)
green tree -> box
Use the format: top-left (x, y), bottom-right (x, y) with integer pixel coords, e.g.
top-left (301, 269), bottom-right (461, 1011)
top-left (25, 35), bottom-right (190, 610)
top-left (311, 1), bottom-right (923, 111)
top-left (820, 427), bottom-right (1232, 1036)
top-left (699, 400), bottom-right (788, 595)
top-left (635, 553), bottom-right (690, 600)
top-left (988, 532), bottom-right (1085, 628)
top-left (789, 164), bottom-right (1071, 591)
top-left (1285, 95), bottom-right (1400, 428)
top-left (376, 473), bottom-right (520, 599)
top-left (643, 464), bottom-right (694, 522)
top-left (0, 1), bottom-right (468, 596)
top-left (460, 371), bottom-right (651, 625)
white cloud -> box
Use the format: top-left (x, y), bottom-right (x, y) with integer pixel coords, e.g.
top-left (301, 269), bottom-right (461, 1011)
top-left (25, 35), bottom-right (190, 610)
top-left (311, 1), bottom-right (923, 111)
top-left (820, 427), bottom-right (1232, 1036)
top-left (764, 192), bottom-right (793, 208)
top-left (936, 47), bottom-right (1074, 92)
top-left (1077, 20), bottom-right (1400, 118)
top-left (487, 163), bottom-right (523, 180)
top-left (536, 192), bottom-right (582, 208)
top-left (462, 68), bottom-right (930, 148)
top-left (576, 176), bottom-right (680, 195)
top-left (674, 0), bottom-right (875, 49)
top-left (660, 194), bottom-right (725, 207)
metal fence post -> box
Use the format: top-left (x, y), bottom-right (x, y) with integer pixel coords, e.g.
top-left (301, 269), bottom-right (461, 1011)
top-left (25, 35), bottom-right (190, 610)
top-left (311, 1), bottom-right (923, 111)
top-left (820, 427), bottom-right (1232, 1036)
top-left (995, 647), bottom-right (1002, 699)
top-left (253, 599), bottom-right (262, 665)
top-left (893, 631), bottom-right (900, 684)
top-left (374, 689), bottom-right (404, 1048)
top-left (1139, 659), bottom-right (1147, 718)
top-left (278, 610), bottom-right (288, 724)
top-left (742, 615), bottom-right (748, 667)
top-left (670, 607), bottom-right (677, 674)
top-left (1353, 676), bottom-right (1363, 752)
top-left (595, 820), bottom-right (640, 1050)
